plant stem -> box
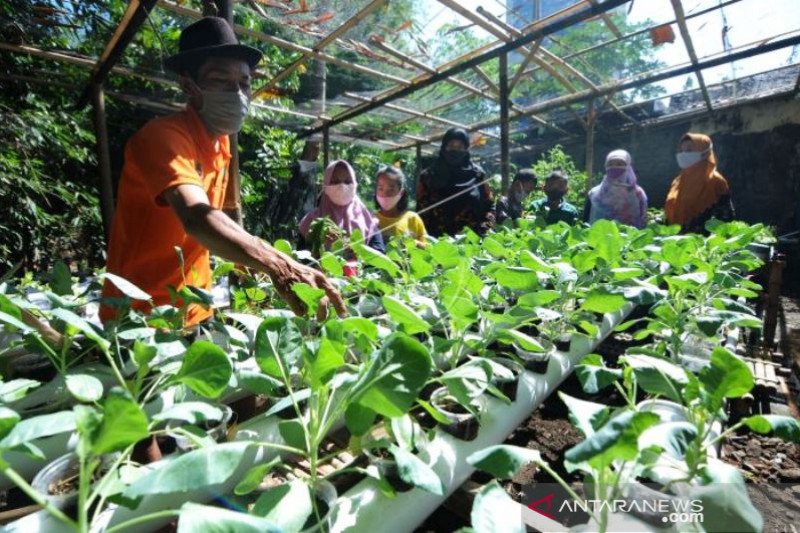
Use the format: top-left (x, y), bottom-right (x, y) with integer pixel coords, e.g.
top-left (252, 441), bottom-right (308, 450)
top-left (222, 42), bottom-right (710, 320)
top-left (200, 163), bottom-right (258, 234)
top-left (538, 461), bottom-right (599, 525)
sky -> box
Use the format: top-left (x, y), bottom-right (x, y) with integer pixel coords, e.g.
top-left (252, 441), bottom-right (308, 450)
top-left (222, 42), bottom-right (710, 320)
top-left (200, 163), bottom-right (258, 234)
top-left (420, 0), bottom-right (800, 99)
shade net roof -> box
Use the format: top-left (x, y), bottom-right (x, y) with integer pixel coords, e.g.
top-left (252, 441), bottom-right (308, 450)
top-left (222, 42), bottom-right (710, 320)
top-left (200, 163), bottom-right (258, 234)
top-left (1, 0), bottom-right (798, 161)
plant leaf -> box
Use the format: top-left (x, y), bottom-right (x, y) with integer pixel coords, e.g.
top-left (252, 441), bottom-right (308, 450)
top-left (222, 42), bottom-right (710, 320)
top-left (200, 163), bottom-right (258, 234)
top-left (251, 479), bottom-right (312, 533)
top-left (92, 389), bottom-right (149, 454)
top-left (255, 317), bottom-right (303, 380)
top-left (65, 374), bottom-right (104, 403)
top-left (177, 502), bottom-right (282, 533)
top-left (467, 444), bottom-right (542, 479)
top-left (742, 415), bottom-right (800, 442)
top-left (391, 445), bottom-right (444, 494)
top-left (103, 273), bottom-right (151, 301)
top-left (354, 333), bottom-right (432, 418)
top-left (471, 481), bottom-right (525, 533)
top-left (125, 442), bottom-right (252, 498)
top-left (382, 296), bottom-right (430, 335)
top-left (176, 341), bottom-right (233, 399)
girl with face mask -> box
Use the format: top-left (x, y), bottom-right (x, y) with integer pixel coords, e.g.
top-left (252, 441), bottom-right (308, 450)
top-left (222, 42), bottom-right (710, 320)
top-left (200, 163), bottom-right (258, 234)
top-left (374, 166), bottom-right (427, 243)
top-left (299, 160), bottom-right (385, 254)
top-left (664, 133), bottom-right (735, 233)
top-left (416, 128), bottom-right (496, 237)
top-left (583, 149), bottom-right (648, 228)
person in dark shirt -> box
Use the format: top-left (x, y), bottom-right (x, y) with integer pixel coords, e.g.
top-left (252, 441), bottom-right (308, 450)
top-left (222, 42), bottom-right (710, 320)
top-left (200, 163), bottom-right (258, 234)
top-left (496, 168), bottom-right (538, 226)
top-left (417, 128), bottom-right (496, 237)
top-left (529, 171), bottom-right (580, 225)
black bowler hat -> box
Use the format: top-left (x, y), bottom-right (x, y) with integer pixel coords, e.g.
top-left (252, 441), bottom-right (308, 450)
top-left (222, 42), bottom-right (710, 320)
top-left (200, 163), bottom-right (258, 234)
top-left (164, 17), bottom-right (263, 73)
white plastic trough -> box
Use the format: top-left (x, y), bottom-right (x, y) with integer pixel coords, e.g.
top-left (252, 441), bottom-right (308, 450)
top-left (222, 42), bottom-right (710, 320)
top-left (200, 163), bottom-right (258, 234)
top-left (7, 304), bottom-right (634, 533)
top-left (329, 303), bottom-right (635, 533)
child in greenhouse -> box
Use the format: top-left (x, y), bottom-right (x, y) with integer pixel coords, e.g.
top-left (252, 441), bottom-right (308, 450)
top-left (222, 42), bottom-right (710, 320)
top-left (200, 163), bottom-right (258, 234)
top-left (529, 171), bottom-right (580, 225)
top-left (299, 160), bottom-right (386, 255)
top-left (374, 165), bottom-right (427, 244)
top-left (496, 168), bottom-right (538, 225)
top-left (582, 149), bottom-right (647, 228)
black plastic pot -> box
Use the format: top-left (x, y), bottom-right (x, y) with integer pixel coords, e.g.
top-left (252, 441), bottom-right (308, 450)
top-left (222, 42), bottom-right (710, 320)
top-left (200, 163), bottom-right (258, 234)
top-left (491, 358), bottom-right (524, 402)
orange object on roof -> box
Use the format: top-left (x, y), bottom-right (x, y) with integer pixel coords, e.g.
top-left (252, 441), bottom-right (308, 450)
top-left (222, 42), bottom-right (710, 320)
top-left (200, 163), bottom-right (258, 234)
top-left (650, 24), bottom-right (676, 46)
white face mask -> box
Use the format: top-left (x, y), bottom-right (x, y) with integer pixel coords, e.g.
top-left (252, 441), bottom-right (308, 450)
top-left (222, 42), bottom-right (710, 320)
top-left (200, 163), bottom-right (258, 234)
top-left (325, 183), bottom-right (356, 206)
top-left (196, 88), bottom-right (250, 136)
top-left (377, 192), bottom-right (402, 211)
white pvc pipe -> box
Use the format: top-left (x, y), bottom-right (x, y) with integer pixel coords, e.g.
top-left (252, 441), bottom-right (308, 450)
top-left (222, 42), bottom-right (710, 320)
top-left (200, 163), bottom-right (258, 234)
top-left (330, 303), bottom-right (635, 533)
top-left (7, 305), bottom-right (633, 533)
top-left (4, 409), bottom-right (286, 533)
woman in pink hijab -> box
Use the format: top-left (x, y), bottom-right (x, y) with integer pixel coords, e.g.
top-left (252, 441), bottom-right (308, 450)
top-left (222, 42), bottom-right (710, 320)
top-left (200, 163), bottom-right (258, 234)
top-left (299, 160), bottom-right (385, 253)
top-left (583, 149), bottom-right (648, 228)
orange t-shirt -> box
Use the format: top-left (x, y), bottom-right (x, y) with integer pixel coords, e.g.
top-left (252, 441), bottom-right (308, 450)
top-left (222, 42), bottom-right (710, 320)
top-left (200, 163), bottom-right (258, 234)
top-left (101, 106), bottom-right (230, 326)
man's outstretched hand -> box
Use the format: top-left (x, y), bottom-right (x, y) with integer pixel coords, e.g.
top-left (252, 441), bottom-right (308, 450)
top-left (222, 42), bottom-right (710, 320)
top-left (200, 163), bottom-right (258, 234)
top-left (267, 255), bottom-right (347, 321)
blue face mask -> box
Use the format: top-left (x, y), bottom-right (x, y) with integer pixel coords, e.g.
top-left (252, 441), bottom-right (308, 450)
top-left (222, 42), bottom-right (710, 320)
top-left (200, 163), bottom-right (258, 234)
top-left (196, 87), bottom-right (250, 136)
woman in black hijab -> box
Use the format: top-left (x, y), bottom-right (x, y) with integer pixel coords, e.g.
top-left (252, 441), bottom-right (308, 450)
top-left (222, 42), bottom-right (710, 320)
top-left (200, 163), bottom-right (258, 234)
top-left (416, 128), bottom-right (496, 237)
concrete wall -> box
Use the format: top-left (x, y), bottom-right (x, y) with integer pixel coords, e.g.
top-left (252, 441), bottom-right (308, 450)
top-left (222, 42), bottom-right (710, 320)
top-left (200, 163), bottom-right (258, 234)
top-left (514, 94), bottom-right (800, 233)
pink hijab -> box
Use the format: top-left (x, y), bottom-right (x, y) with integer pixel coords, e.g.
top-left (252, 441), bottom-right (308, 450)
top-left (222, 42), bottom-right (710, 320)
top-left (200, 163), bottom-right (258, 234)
top-left (588, 149), bottom-right (648, 228)
top-left (299, 160), bottom-right (379, 240)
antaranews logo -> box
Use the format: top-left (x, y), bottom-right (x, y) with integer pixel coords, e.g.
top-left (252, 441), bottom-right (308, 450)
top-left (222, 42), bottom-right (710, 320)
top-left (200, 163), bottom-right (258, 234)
top-left (520, 487), bottom-right (704, 532)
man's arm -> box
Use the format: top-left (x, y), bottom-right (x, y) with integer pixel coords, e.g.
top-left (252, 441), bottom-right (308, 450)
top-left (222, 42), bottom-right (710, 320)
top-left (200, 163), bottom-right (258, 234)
top-left (163, 183), bottom-right (346, 319)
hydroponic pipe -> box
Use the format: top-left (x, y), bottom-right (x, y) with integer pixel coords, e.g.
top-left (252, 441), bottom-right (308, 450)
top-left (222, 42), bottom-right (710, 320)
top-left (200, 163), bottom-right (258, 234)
top-left (329, 303), bottom-right (636, 533)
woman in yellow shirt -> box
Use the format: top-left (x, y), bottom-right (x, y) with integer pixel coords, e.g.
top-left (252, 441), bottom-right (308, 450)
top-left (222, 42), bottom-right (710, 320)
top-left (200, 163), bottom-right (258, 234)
top-left (374, 166), bottom-right (427, 244)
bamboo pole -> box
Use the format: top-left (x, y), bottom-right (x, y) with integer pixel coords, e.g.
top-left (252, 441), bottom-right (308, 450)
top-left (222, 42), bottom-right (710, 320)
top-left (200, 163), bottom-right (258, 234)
top-left (585, 98), bottom-right (596, 180)
top-left (323, 127), bottom-right (330, 168)
top-left (254, 0), bottom-right (388, 98)
top-left (392, 33), bottom-right (800, 151)
top-left (157, 1), bottom-right (410, 87)
top-left (670, 0), bottom-right (714, 112)
top-left (342, 92), bottom-right (499, 139)
top-left (90, 84), bottom-right (115, 242)
top-left (77, 0), bottom-right (158, 108)
top-left (499, 52), bottom-right (510, 191)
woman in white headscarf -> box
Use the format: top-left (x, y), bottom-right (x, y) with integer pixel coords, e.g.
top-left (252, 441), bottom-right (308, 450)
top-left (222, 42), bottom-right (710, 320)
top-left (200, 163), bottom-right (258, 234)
top-left (583, 149), bottom-right (648, 228)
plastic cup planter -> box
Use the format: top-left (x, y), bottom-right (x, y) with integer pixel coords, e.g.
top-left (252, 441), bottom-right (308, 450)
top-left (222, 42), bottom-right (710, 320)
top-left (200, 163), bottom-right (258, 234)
top-left (513, 338), bottom-right (555, 375)
top-left (363, 448), bottom-right (415, 493)
top-left (429, 387), bottom-right (484, 441)
top-left (30, 452), bottom-right (119, 513)
top-left (489, 357), bottom-right (524, 402)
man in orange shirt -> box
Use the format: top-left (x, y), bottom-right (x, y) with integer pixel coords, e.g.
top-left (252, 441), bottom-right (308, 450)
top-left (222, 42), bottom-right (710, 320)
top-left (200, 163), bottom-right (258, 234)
top-left (102, 17), bottom-right (344, 326)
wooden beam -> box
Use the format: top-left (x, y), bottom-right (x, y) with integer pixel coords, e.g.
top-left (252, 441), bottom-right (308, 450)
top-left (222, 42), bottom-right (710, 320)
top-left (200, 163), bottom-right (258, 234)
top-left (670, 0), bottom-right (714, 112)
top-left (499, 52), bottom-right (510, 191)
top-left (77, 0), bottom-right (158, 108)
top-left (302, 0), bottom-right (629, 137)
top-left (585, 98), bottom-right (596, 180)
top-left (254, 0), bottom-right (388, 98)
top-left (391, 33), bottom-right (800, 151)
top-left (322, 127), bottom-right (330, 168)
top-left (342, 92), bottom-right (499, 139)
top-left (158, 1), bottom-right (410, 87)
top-left (90, 84), bottom-right (115, 242)
top-left (0, 42), bottom-right (172, 86)
top-left (369, 37), bottom-right (500, 108)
